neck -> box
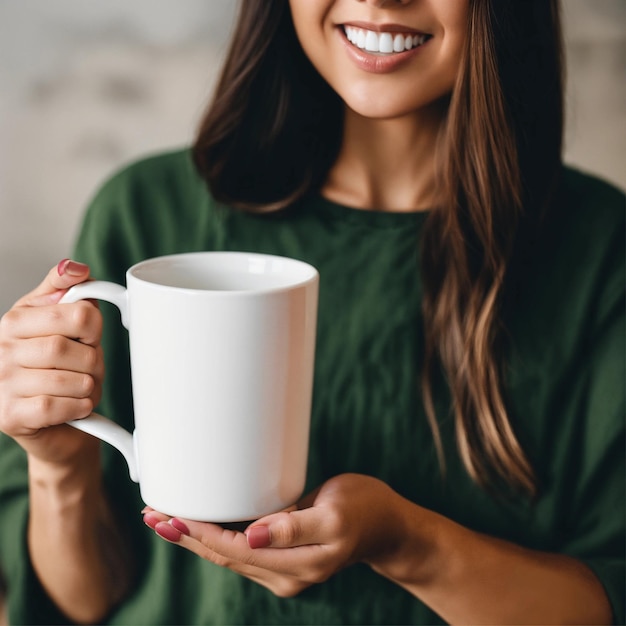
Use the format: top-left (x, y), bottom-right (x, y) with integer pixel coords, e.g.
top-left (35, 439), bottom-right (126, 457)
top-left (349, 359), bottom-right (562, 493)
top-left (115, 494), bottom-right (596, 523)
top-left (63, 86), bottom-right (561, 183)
top-left (323, 104), bottom-right (446, 212)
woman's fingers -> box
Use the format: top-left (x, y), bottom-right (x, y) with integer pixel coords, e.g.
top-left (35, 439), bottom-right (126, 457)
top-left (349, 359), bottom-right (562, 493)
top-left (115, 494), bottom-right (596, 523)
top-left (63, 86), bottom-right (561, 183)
top-left (245, 508), bottom-right (327, 549)
top-left (176, 516), bottom-right (324, 565)
top-left (16, 260), bottom-right (90, 306)
top-left (184, 518), bottom-right (332, 585)
top-left (7, 396), bottom-right (95, 434)
top-left (10, 368), bottom-right (96, 400)
top-left (144, 512), bottom-right (333, 596)
top-left (143, 511), bottom-right (171, 530)
top-left (149, 501), bottom-right (332, 554)
top-left (162, 520), bottom-right (266, 566)
top-left (152, 521), bottom-right (305, 595)
top-left (11, 336), bottom-right (102, 374)
top-left (1, 301), bottom-right (102, 346)
top-left (242, 489), bottom-right (326, 549)
top-left (144, 477), bottom-right (392, 596)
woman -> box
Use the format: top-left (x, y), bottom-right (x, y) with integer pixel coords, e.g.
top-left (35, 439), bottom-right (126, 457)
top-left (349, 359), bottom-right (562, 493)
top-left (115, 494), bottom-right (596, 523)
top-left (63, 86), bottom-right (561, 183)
top-left (0, 0), bottom-right (623, 623)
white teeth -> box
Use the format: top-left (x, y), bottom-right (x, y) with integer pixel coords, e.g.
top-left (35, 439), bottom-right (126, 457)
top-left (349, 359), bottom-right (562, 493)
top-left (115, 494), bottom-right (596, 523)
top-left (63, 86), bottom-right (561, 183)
top-left (365, 30), bottom-right (379, 52)
top-left (379, 32), bottom-right (393, 54)
top-left (357, 28), bottom-right (366, 48)
top-left (344, 26), bottom-right (429, 55)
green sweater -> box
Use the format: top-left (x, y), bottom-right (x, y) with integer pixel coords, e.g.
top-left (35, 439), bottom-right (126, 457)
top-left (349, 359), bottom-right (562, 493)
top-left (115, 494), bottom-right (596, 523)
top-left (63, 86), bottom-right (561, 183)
top-left (1, 149), bottom-right (624, 625)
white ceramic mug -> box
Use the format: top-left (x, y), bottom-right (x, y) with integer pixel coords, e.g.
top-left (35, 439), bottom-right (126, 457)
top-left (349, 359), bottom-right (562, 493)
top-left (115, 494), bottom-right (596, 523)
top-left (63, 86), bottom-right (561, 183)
top-left (60, 251), bottom-right (319, 522)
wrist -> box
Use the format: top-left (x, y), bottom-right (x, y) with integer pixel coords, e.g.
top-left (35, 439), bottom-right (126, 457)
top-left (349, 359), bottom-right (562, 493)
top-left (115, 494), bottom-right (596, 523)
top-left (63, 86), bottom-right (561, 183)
top-left (28, 442), bottom-right (102, 500)
top-left (365, 495), bottom-right (444, 587)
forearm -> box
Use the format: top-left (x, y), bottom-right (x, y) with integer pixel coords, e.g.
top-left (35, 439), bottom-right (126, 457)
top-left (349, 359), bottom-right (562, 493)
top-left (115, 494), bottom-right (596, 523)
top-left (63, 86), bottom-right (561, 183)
top-left (28, 445), bottom-right (132, 624)
top-left (369, 499), bottom-right (613, 625)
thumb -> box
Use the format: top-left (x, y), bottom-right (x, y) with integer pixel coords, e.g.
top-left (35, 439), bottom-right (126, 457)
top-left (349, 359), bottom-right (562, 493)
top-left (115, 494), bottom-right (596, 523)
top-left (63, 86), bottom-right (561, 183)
top-left (245, 506), bottom-right (325, 549)
top-left (18, 259), bottom-right (91, 307)
top-left (244, 487), bottom-right (325, 549)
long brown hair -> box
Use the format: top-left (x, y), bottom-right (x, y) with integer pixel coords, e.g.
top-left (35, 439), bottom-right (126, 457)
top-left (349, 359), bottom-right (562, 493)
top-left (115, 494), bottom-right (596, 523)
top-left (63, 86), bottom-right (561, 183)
top-left (193, 0), bottom-right (342, 211)
top-left (193, 0), bottom-right (564, 496)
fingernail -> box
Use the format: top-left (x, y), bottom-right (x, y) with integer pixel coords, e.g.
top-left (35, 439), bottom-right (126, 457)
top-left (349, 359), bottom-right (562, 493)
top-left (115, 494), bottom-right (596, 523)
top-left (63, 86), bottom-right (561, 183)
top-left (154, 521), bottom-right (182, 543)
top-left (246, 525), bottom-right (271, 549)
top-left (143, 513), bottom-right (159, 530)
top-left (57, 259), bottom-right (70, 276)
top-left (171, 518), bottom-right (190, 536)
top-left (140, 506), bottom-right (150, 514)
top-left (57, 259), bottom-right (88, 277)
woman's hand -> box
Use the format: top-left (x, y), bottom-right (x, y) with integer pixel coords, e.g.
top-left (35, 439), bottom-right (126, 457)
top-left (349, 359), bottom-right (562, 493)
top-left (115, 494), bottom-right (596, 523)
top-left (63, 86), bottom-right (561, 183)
top-left (0, 259), bottom-right (105, 465)
top-left (0, 261), bottom-right (133, 623)
top-left (143, 473), bottom-right (405, 598)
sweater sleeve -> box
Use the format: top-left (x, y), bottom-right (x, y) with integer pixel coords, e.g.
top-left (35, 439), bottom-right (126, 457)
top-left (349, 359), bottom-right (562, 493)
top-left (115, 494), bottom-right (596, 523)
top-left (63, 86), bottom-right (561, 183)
top-left (560, 224), bottom-right (626, 624)
top-left (0, 436), bottom-right (72, 624)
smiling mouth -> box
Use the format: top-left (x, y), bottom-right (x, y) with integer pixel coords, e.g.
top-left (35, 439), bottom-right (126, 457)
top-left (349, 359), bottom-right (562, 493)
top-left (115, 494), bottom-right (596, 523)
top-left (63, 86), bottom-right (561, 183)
top-left (343, 25), bottom-right (432, 55)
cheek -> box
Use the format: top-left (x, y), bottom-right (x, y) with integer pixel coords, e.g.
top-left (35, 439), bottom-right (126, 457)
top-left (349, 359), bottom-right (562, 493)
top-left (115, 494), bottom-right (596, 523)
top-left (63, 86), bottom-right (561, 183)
top-left (431, 0), bottom-right (469, 76)
top-left (435, 0), bottom-right (470, 31)
top-left (288, 0), bottom-right (333, 56)
top-left (431, 26), bottom-right (468, 96)
top-left (439, 41), bottom-right (466, 91)
top-left (289, 15), bottom-right (327, 83)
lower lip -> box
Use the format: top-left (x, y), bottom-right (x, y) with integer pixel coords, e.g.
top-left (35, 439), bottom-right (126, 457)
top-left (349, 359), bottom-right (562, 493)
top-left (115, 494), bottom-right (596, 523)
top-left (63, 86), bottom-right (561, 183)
top-left (338, 29), bottom-right (428, 74)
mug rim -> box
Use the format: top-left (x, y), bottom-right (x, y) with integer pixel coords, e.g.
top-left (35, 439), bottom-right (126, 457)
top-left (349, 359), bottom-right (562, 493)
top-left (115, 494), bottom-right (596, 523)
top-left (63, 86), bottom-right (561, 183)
top-left (126, 251), bottom-right (319, 295)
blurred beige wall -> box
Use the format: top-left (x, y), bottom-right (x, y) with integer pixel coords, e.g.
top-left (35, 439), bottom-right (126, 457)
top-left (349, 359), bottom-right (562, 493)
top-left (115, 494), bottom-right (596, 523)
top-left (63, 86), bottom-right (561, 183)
top-left (563, 1), bottom-right (625, 188)
top-left (0, 1), bottom-right (237, 317)
top-left (0, 2), bottom-right (624, 623)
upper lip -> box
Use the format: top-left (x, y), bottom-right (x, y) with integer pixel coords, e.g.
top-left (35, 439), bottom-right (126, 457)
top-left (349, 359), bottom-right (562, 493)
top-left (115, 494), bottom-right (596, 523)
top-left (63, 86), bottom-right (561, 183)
top-left (340, 21), bottom-right (429, 35)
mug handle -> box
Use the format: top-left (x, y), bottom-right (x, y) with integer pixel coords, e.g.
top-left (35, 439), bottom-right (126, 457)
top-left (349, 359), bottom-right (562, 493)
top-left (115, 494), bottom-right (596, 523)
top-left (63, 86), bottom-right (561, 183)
top-left (60, 281), bottom-right (139, 482)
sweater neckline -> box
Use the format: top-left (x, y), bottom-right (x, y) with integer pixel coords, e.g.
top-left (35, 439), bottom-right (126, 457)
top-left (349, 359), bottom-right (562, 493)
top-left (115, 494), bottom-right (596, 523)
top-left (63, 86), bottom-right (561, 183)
top-left (305, 194), bottom-right (430, 231)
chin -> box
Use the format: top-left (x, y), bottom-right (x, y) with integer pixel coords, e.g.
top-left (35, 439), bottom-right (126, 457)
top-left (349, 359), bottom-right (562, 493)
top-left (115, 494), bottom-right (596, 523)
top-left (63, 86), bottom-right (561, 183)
top-left (341, 95), bottom-right (437, 121)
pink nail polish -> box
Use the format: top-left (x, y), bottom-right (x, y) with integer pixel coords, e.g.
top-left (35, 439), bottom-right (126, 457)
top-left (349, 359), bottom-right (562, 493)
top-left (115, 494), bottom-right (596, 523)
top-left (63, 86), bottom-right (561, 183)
top-left (57, 259), bottom-right (88, 277)
top-left (171, 518), bottom-right (190, 536)
top-left (143, 513), bottom-right (159, 530)
top-left (66, 260), bottom-right (89, 276)
top-left (154, 521), bottom-right (182, 542)
top-left (57, 259), bottom-right (70, 276)
top-left (246, 525), bottom-right (271, 549)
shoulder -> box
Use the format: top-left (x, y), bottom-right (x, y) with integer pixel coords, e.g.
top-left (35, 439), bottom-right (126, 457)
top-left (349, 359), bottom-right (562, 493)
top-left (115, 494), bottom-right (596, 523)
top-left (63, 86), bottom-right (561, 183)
top-left (553, 166), bottom-right (624, 295)
top-left (553, 166), bottom-right (625, 235)
top-left (90, 147), bottom-right (207, 210)
top-left (73, 148), bottom-right (231, 278)
top-left (507, 166), bottom-right (624, 354)
top-left (533, 166), bottom-right (625, 276)
top-left (505, 168), bottom-right (624, 483)
top-left (559, 166), bottom-right (625, 207)
top-left (554, 165), bottom-right (624, 290)
top-left (76, 148), bottom-right (223, 264)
